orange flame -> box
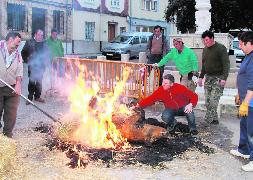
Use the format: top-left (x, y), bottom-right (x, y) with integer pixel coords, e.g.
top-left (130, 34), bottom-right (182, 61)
top-left (68, 66), bottom-right (131, 149)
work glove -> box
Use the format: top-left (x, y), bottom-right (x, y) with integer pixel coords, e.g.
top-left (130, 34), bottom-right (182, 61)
top-left (239, 101), bottom-right (249, 117)
top-left (153, 63), bottom-right (158, 67)
top-left (235, 94), bottom-right (240, 105)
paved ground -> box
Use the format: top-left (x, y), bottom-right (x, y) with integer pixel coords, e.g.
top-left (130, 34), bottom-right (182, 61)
top-left (1, 64), bottom-right (253, 179)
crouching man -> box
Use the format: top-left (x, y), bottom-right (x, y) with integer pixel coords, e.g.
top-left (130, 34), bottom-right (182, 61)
top-left (132, 74), bottom-right (198, 135)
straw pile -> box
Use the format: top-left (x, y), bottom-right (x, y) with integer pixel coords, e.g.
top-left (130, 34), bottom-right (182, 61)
top-left (0, 134), bottom-right (17, 177)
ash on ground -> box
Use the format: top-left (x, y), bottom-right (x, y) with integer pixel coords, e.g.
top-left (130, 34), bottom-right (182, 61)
top-left (32, 112), bottom-right (234, 169)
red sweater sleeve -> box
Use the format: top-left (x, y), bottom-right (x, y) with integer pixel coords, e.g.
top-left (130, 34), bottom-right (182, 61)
top-left (138, 87), bottom-right (162, 108)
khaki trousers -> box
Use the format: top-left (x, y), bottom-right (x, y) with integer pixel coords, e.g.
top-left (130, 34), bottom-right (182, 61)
top-left (180, 75), bottom-right (196, 92)
top-left (0, 86), bottom-right (20, 137)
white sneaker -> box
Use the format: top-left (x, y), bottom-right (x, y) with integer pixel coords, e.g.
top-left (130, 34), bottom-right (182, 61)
top-left (242, 161), bottom-right (253, 172)
top-left (230, 149), bottom-right (250, 159)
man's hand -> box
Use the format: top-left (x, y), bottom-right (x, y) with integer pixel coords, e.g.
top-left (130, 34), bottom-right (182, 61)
top-left (219, 80), bottom-right (226, 87)
top-left (14, 77), bottom-right (22, 95)
top-left (153, 63), bottom-right (158, 67)
top-left (198, 78), bottom-right (203, 87)
top-left (239, 101), bottom-right (249, 117)
top-left (235, 94), bottom-right (240, 105)
top-left (184, 103), bottom-right (193, 113)
top-left (130, 103), bottom-right (140, 110)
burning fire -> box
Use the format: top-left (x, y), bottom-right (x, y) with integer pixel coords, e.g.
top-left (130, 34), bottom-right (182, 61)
top-left (67, 65), bottom-right (132, 149)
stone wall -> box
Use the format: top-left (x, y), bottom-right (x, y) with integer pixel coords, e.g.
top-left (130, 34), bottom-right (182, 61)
top-left (0, 0), bottom-right (72, 41)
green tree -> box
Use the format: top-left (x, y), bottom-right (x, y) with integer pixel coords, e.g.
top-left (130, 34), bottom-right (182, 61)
top-left (165, 0), bottom-right (196, 33)
top-left (236, 0), bottom-right (253, 30)
top-left (165, 0), bottom-right (252, 33)
top-left (210, 0), bottom-right (241, 32)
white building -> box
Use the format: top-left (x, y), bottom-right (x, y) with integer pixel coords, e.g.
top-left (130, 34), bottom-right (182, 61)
top-left (71, 0), bottom-right (171, 54)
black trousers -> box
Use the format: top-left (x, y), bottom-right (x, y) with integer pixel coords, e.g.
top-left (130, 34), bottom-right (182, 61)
top-left (28, 66), bottom-right (43, 100)
top-left (28, 78), bottom-right (42, 100)
top-left (147, 54), bottom-right (164, 86)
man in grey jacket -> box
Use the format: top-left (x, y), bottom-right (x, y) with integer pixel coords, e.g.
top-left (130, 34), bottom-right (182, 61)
top-left (0, 32), bottom-right (23, 138)
top-left (146, 25), bottom-right (169, 85)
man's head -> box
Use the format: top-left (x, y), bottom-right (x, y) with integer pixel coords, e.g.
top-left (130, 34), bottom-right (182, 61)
top-left (201, 30), bottom-right (215, 47)
top-left (173, 38), bottom-right (184, 52)
top-left (162, 74), bottom-right (175, 90)
top-left (51, 28), bottom-right (58, 40)
top-left (34, 29), bottom-right (44, 42)
top-left (153, 25), bottom-right (162, 37)
top-left (238, 31), bottom-right (253, 55)
top-left (5, 32), bottom-right (21, 52)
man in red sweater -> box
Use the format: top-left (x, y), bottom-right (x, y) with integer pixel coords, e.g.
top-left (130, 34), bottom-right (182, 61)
top-left (133, 74), bottom-right (198, 135)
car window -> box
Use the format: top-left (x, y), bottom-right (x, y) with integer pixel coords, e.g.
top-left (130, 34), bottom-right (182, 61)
top-left (132, 36), bottom-right (140, 44)
top-left (140, 36), bottom-right (147, 43)
top-left (233, 41), bottom-right (240, 50)
top-left (111, 35), bottom-right (132, 43)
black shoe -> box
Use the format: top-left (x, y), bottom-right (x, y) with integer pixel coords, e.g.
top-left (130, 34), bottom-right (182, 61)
top-left (26, 101), bottom-right (30, 105)
top-left (210, 120), bottom-right (219, 125)
top-left (190, 130), bottom-right (198, 135)
top-left (35, 98), bottom-right (45, 103)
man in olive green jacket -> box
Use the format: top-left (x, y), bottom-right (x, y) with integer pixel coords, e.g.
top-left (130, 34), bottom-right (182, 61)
top-left (46, 28), bottom-right (64, 77)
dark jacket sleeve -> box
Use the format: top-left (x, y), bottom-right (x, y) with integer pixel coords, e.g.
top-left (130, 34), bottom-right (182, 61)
top-left (199, 48), bottom-right (206, 78)
top-left (162, 35), bottom-right (170, 56)
top-left (21, 40), bottom-right (31, 63)
top-left (146, 35), bottom-right (153, 57)
top-left (220, 45), bottom-right (230, 80)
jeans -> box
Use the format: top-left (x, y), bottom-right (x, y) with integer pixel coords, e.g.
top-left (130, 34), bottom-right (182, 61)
top-left (161, 107), bottom-right (197, 132)
top-left (238, 106), bottom-right (253, 161)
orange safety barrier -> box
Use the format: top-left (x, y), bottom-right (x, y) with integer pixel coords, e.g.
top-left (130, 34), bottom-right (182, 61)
top-left (51, 57), bottom-right (160, 100)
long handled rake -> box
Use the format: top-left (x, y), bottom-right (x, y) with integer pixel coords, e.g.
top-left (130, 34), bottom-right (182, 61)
top-left (0, 78), bottom-right (61, 124)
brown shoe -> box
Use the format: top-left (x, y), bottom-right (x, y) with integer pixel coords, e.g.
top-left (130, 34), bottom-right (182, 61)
top-left (35, 98), bottom-right (45, 103)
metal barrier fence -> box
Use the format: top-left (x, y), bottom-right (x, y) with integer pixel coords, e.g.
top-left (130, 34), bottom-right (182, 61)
top-left (51, 57), bottom-right (160, 100)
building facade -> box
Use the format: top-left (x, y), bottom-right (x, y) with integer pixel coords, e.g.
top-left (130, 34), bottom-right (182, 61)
top-left (71, 0), bottom-right (171, 54)
top-left (129, 0), bottom-right (170, 36)
top-left (73, 0), bottom-right (129, 42)
top-left (0, 0), bottom-right (72, 42)
top-left (73, 0), bottom-right (170, 42)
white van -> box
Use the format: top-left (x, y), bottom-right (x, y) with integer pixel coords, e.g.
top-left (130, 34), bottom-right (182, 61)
top-left (101, 32), bottom-right (153, 60)
top-left (232, 37), bottom-right (245, 63)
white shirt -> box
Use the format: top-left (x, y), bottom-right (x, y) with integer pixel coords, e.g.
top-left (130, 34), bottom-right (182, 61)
top-left (3, 42), bottom-right (16, 68)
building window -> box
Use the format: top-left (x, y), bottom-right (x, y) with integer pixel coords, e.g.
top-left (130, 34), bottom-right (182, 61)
top-left (53, 10), bottom-right (64, 34)
top-left (143, 0), bottom-right (158, 11)
top-left (7, 3), bottom-right (26, 31)
top-left (85, 22), bottom-right (95, 41)
top-left (120, 27), bottom-right (126, 34)
top-left (111, 0), bottom-right (120, 8)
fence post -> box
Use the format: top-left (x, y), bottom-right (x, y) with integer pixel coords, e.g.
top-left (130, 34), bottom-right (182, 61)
top-left (139, 52), bottom-right (147, 63)
top-left (97, 56), bottom-right (106, 82)
top-left (121, 54), bottom-right (129, 62)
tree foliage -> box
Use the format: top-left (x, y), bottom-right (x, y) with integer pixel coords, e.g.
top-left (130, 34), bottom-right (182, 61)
top-left (165, 0), bottom-right (196, 33)
top-left (165, 0), bottom-right (253, 33)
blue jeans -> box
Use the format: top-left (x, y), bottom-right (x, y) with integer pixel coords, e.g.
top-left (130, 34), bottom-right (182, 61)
top-left (238, 106), bottom-right (253, 160)
top-left (162, 107), bottom-right (197, 132)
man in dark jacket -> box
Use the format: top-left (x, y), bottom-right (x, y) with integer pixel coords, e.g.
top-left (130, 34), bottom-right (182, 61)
top-left (146, 25), bottom-right (169, 85)
top-left (21, 29), bottom-right (50, 104)
top-left (197, 30), bottom-right (230, 124)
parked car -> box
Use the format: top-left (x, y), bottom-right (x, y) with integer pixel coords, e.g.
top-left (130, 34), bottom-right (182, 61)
top-left (232, 37), bottom-right (245, 63)
top-left (101, 32), bottom-right (153, 60)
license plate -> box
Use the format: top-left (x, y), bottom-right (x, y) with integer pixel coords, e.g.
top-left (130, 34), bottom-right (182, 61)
top-left (106, 53), bottom-right (113, 56)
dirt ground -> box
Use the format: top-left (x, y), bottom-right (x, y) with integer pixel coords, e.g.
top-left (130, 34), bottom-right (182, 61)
top-left (1, 65), bottom-right (253, 180)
